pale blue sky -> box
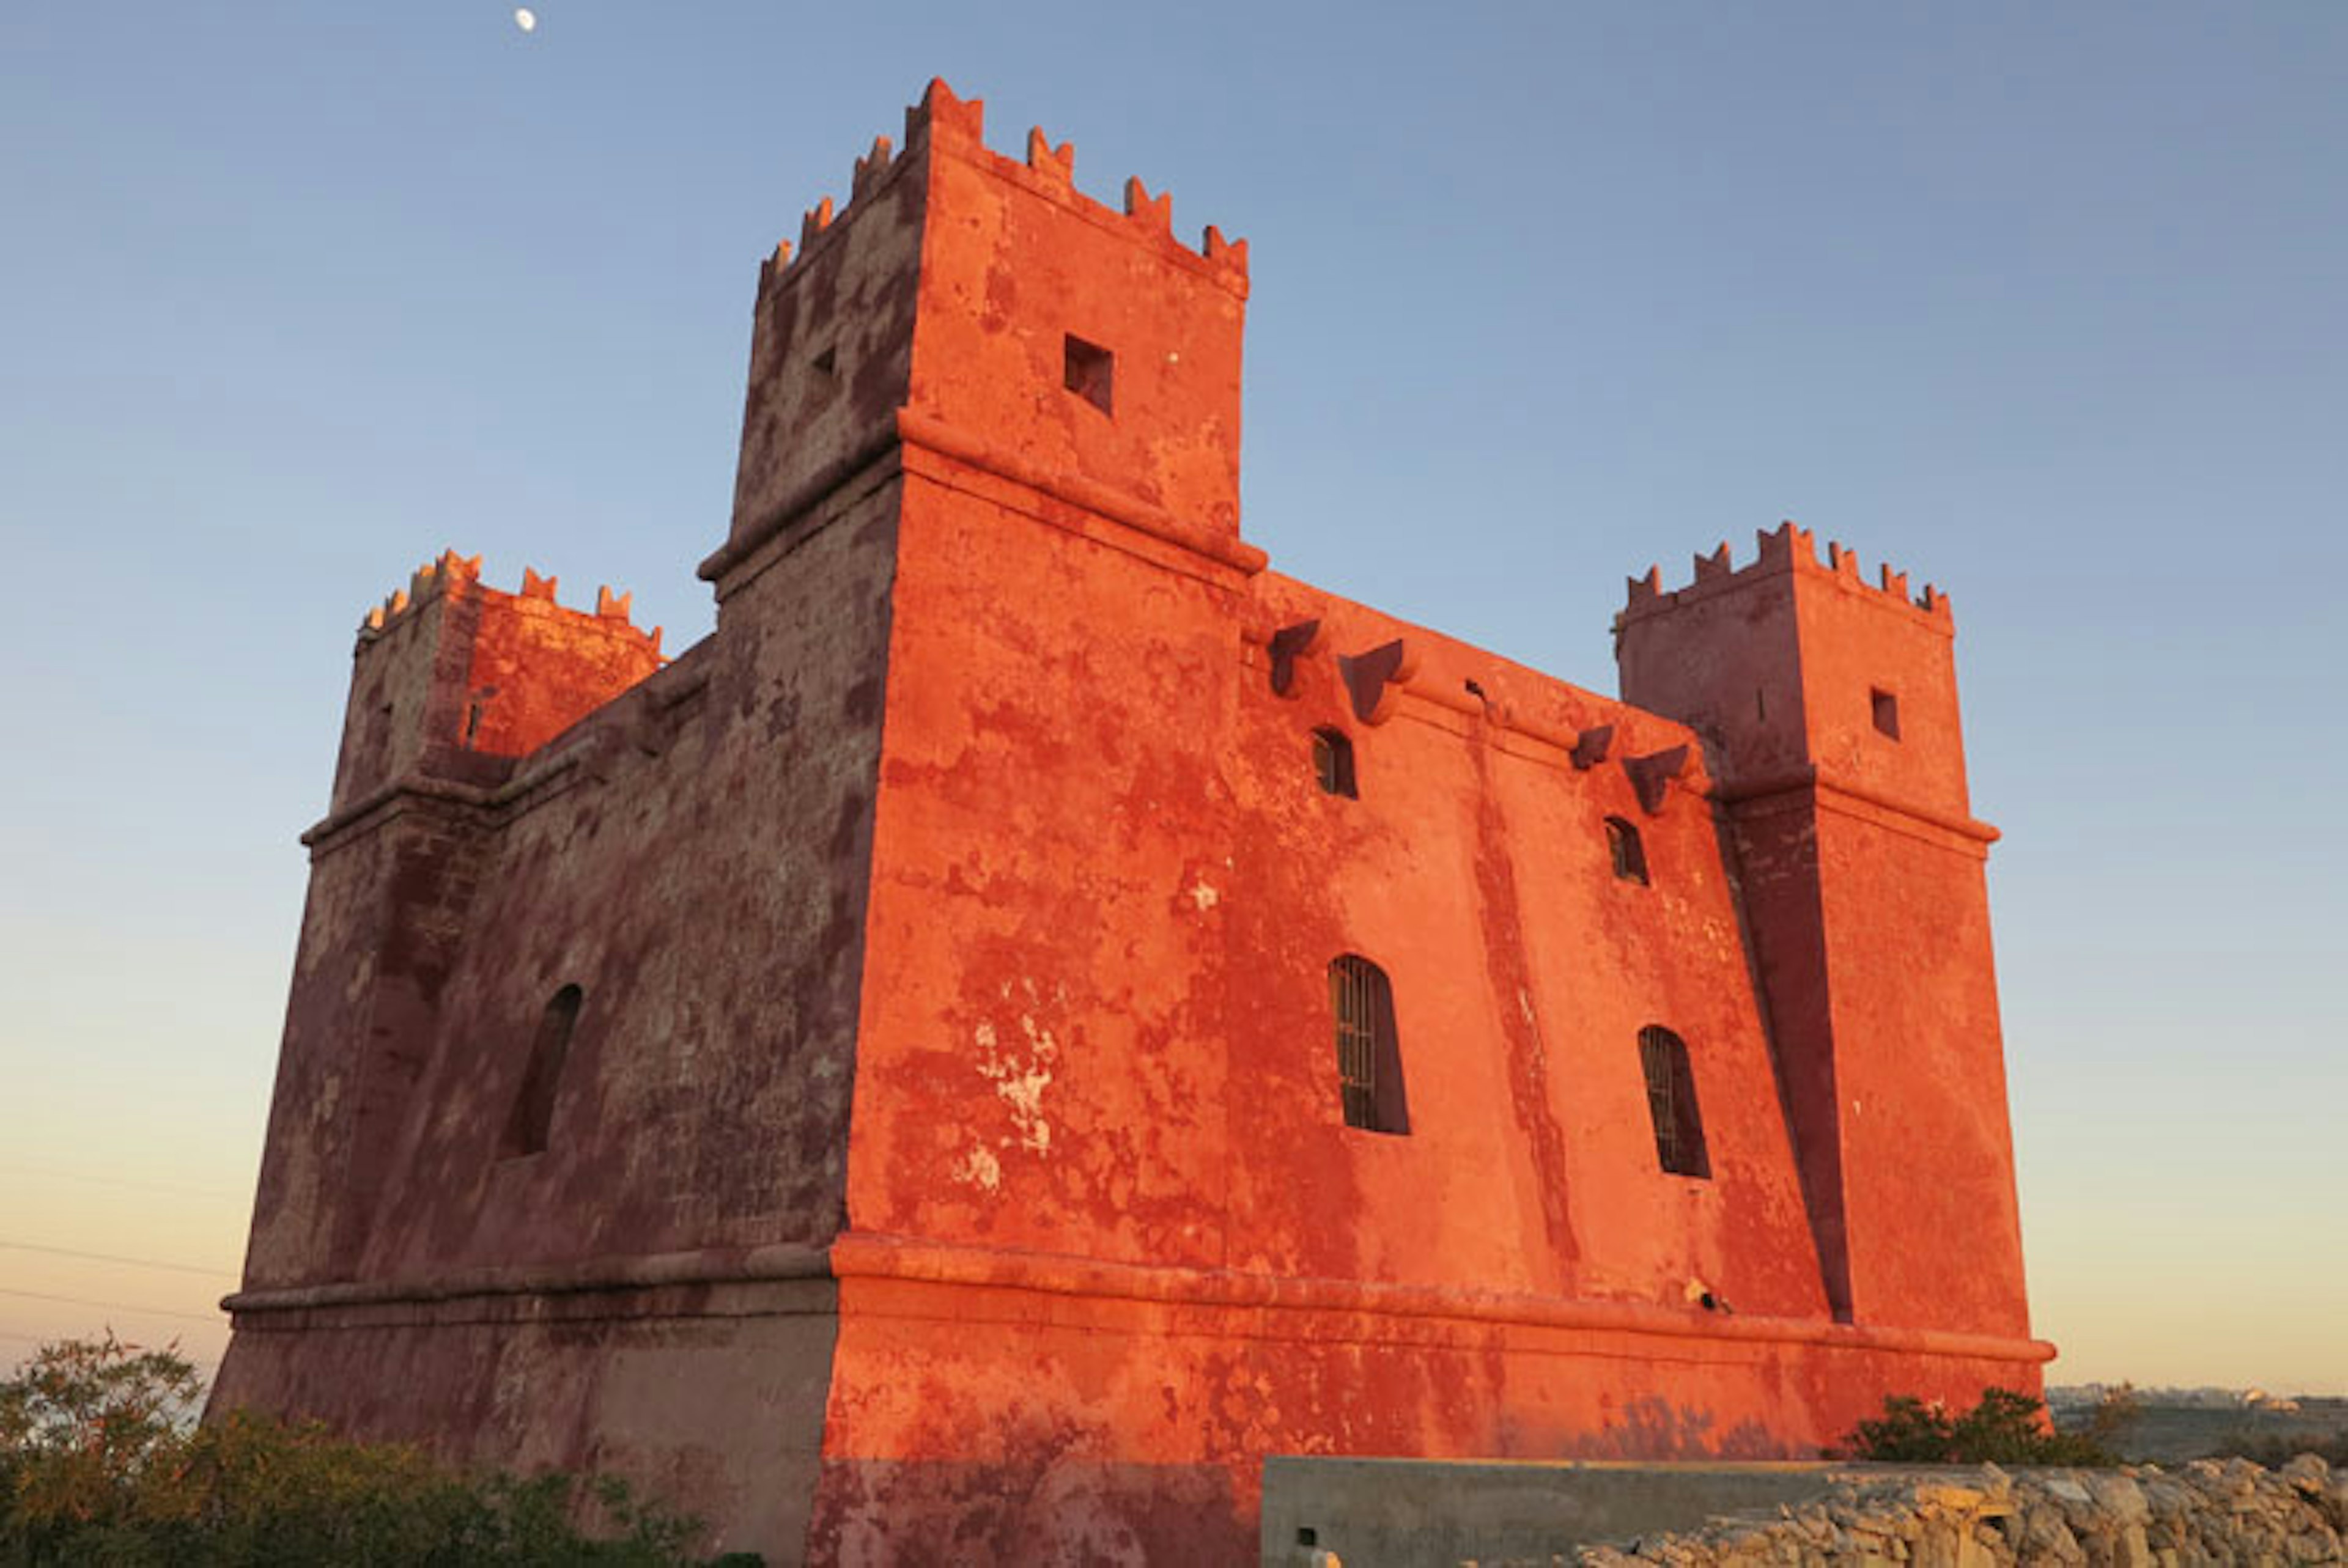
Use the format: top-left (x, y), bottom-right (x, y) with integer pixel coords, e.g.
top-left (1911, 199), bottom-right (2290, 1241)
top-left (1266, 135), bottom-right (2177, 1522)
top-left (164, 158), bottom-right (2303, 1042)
top-left (1, 4), bottom-right (2341, 1393)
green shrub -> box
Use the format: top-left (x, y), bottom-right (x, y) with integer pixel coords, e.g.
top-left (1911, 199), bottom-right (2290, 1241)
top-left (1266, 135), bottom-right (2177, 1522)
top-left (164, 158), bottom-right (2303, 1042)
top-left (0, 1333), bottom-right (720, 1566)
top-left (1841, 1386), bottom-right (2118, 1467)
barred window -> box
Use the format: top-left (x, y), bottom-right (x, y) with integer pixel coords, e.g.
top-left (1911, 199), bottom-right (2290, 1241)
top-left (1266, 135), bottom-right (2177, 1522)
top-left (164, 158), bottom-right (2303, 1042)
top-left (1606, 815), bottom-right (1648, 885)
top-left (1312, 727), bottom-right (1357, 798)
top-left (1329, 955), bottom-right (1408, 1135)
top-left (1638, 1025), bottom-right (1710, 1178)
top-left (502, 984), bottom-right (583, 1158)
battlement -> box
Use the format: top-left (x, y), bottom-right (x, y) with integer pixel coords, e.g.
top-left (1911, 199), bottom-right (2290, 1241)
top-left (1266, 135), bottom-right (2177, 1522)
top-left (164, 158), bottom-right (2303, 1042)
top-left (1616, 520), bottom-right (1952, 630)
top-left (356, 549), bottom-right (662, 657)
top-left (757, 78), bottom-right (1249, 299)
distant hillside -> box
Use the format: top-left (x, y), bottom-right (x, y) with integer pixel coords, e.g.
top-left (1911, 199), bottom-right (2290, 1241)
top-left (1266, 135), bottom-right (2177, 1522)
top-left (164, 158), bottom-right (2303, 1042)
top-left (2052, 1392), bottom-right (2348, 1465)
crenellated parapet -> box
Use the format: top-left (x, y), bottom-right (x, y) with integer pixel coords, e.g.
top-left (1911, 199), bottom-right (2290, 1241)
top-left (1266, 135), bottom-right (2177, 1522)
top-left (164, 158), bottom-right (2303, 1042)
top-left (358, 548), bottom-right (481, 634)
top-left (757, 78), bottom-right (1249, 300)
top-left (357, 551), bottom-right (662, 657)
top-left (1616, 520), bottom-right (1953, 632)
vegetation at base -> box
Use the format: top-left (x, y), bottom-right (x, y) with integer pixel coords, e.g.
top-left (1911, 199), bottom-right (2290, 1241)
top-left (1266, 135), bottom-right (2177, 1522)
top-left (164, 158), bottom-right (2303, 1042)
top-left (1, 1333), bottom-right (740, 1566)
top-left (1840, 1386), bottom-right (2122, 1467)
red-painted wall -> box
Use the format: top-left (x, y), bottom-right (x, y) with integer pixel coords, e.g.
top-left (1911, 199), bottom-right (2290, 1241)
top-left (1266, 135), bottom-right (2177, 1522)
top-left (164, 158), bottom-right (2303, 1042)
top-left (217, 79), bottom-right (2047, 1567)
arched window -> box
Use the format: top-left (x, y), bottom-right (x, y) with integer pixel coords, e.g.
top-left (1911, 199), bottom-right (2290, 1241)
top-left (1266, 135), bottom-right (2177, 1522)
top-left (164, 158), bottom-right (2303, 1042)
top-left (1329, 955), bottom-right (1408, 1134)
top-left (502, 984), bottom-right (583, 1158)
top-left (1605, 815), bottom-right (1648, 885)
top-left (1637, 1026), bottom-right (1710, 1179)
top-left (1312, 727), bottom-right (1357, 798)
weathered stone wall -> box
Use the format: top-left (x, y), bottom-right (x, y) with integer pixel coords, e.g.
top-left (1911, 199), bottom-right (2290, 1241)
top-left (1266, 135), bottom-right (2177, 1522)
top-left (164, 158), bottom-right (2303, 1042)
top-left (1561, 1456), bottom-right (2347, 1568)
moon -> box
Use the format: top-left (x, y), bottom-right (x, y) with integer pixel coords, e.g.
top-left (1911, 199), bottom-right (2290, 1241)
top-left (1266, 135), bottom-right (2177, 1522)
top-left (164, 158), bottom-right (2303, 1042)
top-left (514, 8), bottom-right (537, 31)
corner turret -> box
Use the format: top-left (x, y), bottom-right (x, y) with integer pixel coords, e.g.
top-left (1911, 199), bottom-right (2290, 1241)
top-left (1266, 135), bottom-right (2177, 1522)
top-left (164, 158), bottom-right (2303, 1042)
top-left (711, 78), bottom-right (1258, 590)
top-left (1614, 523), bottom-right (2028, 1340)
top-left (1615, 521), bottom-right (1966, 825)
top-left (332, 553), bottom-right (663, 812)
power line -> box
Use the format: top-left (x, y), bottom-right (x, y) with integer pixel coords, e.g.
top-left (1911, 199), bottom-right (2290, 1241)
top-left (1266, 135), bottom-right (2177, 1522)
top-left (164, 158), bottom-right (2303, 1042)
top-left (0, 1241), bottom-right (237, 1278)
top-left (0, 1287), bottom-right (225, 1327)
top-left (0, 1163), bottom-right (245, 1202)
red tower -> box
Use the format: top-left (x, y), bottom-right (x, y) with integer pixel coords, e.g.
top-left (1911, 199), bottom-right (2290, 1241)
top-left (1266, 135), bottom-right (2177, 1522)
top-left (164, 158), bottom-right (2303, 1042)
top-left (215, 81), bottom-right (2047, 1566)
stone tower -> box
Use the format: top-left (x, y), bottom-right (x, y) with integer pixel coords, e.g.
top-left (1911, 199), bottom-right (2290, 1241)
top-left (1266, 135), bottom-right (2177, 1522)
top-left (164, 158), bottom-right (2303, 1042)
top-left (216, 81), bottom-right (2047, 1566)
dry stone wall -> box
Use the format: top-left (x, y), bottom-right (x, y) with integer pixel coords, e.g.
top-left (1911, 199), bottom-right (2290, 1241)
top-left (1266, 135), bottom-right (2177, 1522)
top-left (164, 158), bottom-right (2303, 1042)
top-left (1538, 1455), bottom-right (2346, 1568)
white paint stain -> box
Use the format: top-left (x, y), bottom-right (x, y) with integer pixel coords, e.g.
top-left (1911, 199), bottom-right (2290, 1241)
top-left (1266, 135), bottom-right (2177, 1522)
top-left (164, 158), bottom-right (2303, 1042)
top-left (1189, 878), bottom-right (1219, 911)
top-left (957, 1002), bottom-right (1061, 1182)
top-left (951, 1144), bottom-right (1002, 1191)
top-left (984, 1014), bottom-right (1058, 1153)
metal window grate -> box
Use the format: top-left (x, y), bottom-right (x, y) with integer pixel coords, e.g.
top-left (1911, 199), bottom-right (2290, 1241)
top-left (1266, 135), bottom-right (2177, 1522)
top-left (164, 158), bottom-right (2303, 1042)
top-left (1329, 954), bottom-right (1403, 1133)
top-left (1606, 816), bottom-right (1648, 885)
top-left (1639, 1026), bottom-right (1710, 1178)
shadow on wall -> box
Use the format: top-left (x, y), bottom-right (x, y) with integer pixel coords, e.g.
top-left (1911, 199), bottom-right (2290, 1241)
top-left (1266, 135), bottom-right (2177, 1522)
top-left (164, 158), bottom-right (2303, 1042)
top-left (807, 1455), bottom-right (1244, 1565)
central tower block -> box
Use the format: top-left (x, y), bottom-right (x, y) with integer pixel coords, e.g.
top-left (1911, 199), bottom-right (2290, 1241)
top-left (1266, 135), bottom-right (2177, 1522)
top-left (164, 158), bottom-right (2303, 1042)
top-left (712, 79), bottom-right (1254, 594)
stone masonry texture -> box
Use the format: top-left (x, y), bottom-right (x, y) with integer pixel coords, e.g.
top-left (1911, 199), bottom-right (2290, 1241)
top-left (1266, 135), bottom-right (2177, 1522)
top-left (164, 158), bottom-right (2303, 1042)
top-left (1556, 1456), bottom-right (2348, 1568)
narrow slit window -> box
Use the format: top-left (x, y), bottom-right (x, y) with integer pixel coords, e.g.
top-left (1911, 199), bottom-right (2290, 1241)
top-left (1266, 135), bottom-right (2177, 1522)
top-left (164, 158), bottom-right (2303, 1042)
top-left (1871, 686), bottom-right (1900, 740)
top-left (1312, 727), bottom-right (1357, 798)
top-left (502, 984), bottom-right (583, 1158)
top-left (1638, 1026), bottom-right (1710, 1179)
top-left (1606, 815), bottom-right (1648, 885)
top-left (1329, 955), bottom-right (1408, 1135)
top-left (1063, 334), bottom-right (1113, 414)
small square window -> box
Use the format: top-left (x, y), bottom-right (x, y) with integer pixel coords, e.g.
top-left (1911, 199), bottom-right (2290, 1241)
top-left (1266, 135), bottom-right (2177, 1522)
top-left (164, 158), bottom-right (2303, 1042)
top-left (1871, 687), bottom-right (1900, 740)
top-left (1064, 334), bottom-right (1113, 415)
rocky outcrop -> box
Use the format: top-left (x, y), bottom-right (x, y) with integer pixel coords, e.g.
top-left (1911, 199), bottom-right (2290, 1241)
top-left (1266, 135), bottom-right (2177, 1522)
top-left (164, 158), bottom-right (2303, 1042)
top-left (1553, 1455), bottom-right (2346, 1568)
